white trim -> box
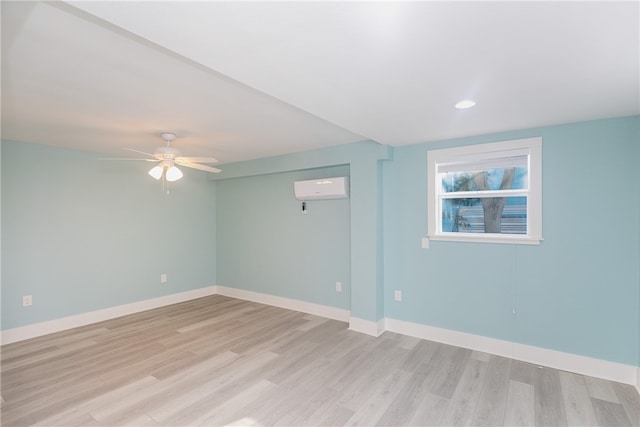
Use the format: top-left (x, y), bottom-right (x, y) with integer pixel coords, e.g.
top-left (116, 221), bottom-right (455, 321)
top-left (427, 136), bottom-right (542, 245)
top-left (3, 286), bottom-right (637, 393)
top-left (348, 316), bottom-right (385, 337)
top-left (213, 286), bottom-right (350, 322)
top-left (0, 286), bottom-right (217, 345)
top-left (1, 286), bottom-right (348, 345)
top-left (428, 234), bottom-right (542, 245)
top-left (384, 317), bottom-right (639, 389)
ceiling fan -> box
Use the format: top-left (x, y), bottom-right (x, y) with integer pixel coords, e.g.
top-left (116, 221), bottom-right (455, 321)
top-left (120, 132), bottom-right (221, 183)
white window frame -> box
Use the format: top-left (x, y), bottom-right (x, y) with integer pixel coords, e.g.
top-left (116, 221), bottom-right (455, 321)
top-left (427, 137), bottom-right (542, 245)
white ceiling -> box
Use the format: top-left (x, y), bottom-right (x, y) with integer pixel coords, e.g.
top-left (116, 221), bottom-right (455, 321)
top-left (2, 1), bottom-right (638, 165)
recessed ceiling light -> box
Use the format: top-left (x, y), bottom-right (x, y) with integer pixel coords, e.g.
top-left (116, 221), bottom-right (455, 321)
top-left (455, 100), bottom-right (476, 109)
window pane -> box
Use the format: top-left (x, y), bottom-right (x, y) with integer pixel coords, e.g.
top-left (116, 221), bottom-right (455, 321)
top-left (441, 196), bottom-right (527, 234)
top-left (441, 167), bottom-right (528, 193)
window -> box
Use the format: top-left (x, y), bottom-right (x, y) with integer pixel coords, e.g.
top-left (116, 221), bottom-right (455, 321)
top-left (427, 137), bottom-right (542, 244)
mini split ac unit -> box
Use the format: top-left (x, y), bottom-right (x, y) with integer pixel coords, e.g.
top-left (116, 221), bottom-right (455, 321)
top-left (294, 177), bottom-right (350, 200)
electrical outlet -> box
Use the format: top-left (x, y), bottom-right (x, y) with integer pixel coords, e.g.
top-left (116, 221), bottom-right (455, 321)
top-left (336, 282), bottom-right (342, 292)
top-left (160, 274), bottom-right (167, 284)
top-left (421, 237), bottom-right (430, 249)
top-left (23, 295), bottom-right (32, 307)
top-left (394, 290), bottom-right (402, 302)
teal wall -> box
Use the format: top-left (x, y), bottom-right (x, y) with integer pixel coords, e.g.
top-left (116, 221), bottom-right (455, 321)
top-left (216, 166), bottom-right (351, 309)
top-left (214, 141), bottom-right (391, 322)
top-left (2, 115), bottom-right (638, 368)
top-left (1, 140), bottom-right (216, 330)
top-left (214, 116), bottom-right (639, 367)
top-left (384, 116), bottom-right (640, 366)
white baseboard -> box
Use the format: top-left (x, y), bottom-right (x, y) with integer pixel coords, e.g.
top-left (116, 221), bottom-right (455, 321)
top-left (213, 286), bottom-right (350, 322)
top-left (2, 286), bottom-right (637, 394)
top-left (0, 286), bottom-right (217, 345)
top-left (1, 285), bottom-right (348, 345)
top-left (384, 317), bottom-right (640, 391)
top-left (348, 316), bottom-right (385, 337)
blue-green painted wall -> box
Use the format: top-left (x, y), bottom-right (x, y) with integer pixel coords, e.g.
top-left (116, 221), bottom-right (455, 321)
top-left (2, 116), bottom-right (638, 368)
top-left (216, 166), bottom-right (351, 308)
top-left (214, 116), bottom-right (639, 367)
top-left (1, 140), bottom-right (216, 330)
top-left (214, 141), bottom-right (390, 322)
top-left (384, 116), bottom-right (640, 366)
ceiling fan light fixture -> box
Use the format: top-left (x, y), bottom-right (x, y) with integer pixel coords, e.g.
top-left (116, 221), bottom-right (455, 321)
top-left (148, 165), bottom-right (163, 180)
top-left (165, 165), bottom-right (183, 182)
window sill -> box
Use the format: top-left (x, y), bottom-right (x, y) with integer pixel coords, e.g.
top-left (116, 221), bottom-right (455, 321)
top-left (428, 233), bottom-right (542, 245)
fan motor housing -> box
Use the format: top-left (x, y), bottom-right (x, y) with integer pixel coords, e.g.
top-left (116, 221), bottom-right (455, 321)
top-left (155, 146), bottom-right (181, 159)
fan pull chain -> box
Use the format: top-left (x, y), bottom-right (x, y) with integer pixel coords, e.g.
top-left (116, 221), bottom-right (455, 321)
top-left (162, 167), bottom-right (167, 194)
top-left (162, 167), bottom-right (172, 195)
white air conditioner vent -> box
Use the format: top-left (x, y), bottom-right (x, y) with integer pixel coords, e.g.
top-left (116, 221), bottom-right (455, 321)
top-left (294, 177), bottom-right (349, 200)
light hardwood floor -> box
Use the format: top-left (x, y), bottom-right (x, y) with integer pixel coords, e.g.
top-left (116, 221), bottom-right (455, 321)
top-left (1, 295), bottom-right (638, 426)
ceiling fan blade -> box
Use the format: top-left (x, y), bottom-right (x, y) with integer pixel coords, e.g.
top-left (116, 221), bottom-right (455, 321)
top-left (178, 161), bottom-right (222, 174)
top-left (123, 148), bottom-right (157, 158)
top-left (176, 156), bottom-right (218, 164)
top-left (100, 157), bottom-right (159, 162)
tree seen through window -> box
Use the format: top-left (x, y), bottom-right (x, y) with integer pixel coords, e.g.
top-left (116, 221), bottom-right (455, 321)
top-left (441, 167), bottom-right (528, 234)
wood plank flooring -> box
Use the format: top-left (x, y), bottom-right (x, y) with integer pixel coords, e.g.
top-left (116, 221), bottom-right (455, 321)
top-left (1, 295), bottom-right (638, 426)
